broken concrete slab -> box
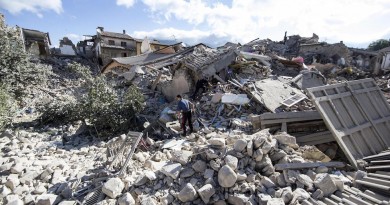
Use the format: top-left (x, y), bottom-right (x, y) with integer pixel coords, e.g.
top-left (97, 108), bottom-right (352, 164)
top-left (102, 178), bottom-right (125, 199)
top-left (291, 70), bottom-right (326, 90)
top-left (36, 194), bottom-right (62, 205)
top-left (275, 162), bottom-right (345, 171)
top-left (161, 163), bottom-right (182, 179)
top-left (249, 78), bottom-right (305, 113)
top-left (208, 138), bottom-right (225, 146)
top-left (197, 184), bottom-right (215, 204)
top-left (221, 94), bottom-right (250, 105)
top-left (171, 150), bottom-right (193, 165)
top-left (218, 165), bottom-right (237, 187)
top-left (314, 174), bottom-right (338, 197)
top-left (177, 183), bottom-right (197, 202)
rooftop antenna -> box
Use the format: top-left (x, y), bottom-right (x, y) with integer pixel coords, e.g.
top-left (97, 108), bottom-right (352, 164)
top-left (171, 35), bottom-right (177, 42)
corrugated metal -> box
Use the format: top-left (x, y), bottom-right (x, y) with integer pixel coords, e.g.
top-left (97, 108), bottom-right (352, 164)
top-left (307, 78), bottom-right (390, 169)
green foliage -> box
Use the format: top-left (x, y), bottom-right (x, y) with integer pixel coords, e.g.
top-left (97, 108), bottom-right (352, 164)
top-left (367, 39), bottom-right (390, 51)
top-left (0, 86), bottom-right (12, 131)
top-left (38, 64), bottom-right (145, 137)
top-left (67, 62), bottom-right (93, 82)
top-left (0, 14), bottom-right (52, 97)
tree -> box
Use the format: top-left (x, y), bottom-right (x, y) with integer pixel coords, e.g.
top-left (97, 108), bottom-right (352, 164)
top-left (367, 39), bottom-right (390, 51)
top-left (0, 14), bottom-right (51, 97)
top-left (38, 63), bottom-right (145, 137)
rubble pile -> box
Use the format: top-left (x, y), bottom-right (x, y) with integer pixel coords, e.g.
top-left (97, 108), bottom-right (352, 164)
top-left (0, 127), bottom-right (107, 205)
top-left (72, 129), bottom-right (374, 205)
top-left (2, 19), bottom-right (390, 205)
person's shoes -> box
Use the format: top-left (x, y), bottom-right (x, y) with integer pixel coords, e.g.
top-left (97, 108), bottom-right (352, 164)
top-left (181, 133), bottom-right (187, 137)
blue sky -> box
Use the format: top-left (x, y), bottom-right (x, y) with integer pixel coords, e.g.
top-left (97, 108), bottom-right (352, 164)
top-left (1, 0), bottom-right (390, 48)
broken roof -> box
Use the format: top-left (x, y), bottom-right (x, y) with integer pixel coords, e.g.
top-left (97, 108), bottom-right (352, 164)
top-left (111, 53), bottom-right (174, 66)
top-left (100, 31), bottom-right (133, 40)
top-left (101, 43), bottom-right (209, 73)
top-left (379, 46), bottom-right (390, 53)
top-left (21, 28), bottom-right (51, 45)
top-left (182, 44), bottom-right (237, 76)
top-left (133, 38), bottom-right (175, 46)
top-left (349, 48), bottom-right (378, 56)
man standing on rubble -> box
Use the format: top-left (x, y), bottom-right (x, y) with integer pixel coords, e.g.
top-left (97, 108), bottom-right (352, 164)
top-left (176, 95), bottom-right (194, 136)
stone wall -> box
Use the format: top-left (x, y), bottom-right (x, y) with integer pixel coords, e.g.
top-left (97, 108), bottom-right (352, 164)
top-left (299, 43), bottom-right (351, 65)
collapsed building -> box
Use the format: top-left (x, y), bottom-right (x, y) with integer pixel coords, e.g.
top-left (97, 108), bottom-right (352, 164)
top-left (19, 27), bottom-right (51, 56)
top-left (84, 32), bottom-right (390, 204)
top-left (2, 30), bottom-right (390, 205)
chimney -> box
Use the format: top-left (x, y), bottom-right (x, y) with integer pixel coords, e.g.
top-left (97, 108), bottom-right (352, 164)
top-left (340, 41), bottom-right (344, 44)
top-left (123, 30), bottom-right (126, 34)
top-left (97, 26), bottom-right (104, 32)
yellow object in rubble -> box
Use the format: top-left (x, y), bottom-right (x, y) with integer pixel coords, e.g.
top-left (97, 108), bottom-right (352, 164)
top-left (346, 67), bottom-right (353, 74)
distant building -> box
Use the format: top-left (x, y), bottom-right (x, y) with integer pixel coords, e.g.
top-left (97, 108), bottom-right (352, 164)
top-left (93, 27), bottom-right (137, 66)
top-left (19, 27), bottom-right (51, 56)
top-left (374, 46), bottom-right (390, 74)
top-left (89, 27), bottom-right (175, 66)
top-left (299, 41), bottom-right (351, 65)
top-left (59, 37), bottom-right (77, 56)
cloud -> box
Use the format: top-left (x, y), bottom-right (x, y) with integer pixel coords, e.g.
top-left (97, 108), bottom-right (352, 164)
top-left (133, 28), bottom-right (210, 41)
top-left (65, 34), bottom-right (84, 43)
top-left (0, 0), bottom-right (63, 17)
top-left (132, 0), bottom-right (390, 47)
top-left (132, 27), bottom-right (224, 46)
top-left (116, 0), bottom-right (136, 8)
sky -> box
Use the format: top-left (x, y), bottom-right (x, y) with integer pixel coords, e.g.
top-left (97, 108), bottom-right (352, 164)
top-left (1, 0), bottom-right (390, 48)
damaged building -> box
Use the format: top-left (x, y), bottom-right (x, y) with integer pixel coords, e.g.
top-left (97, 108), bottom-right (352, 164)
top-left (4, 20), bottom-right (390, 204)
top-left (375, 46), bottom-right (390, 74)
top-left (299, 41), bottom-right (351, 66)
top-left (102, 43), bottom-right (237, 101)
top-left (85, 27), bottom-right (176, 66)
top-left (19, 27), bottom-right (51, 56)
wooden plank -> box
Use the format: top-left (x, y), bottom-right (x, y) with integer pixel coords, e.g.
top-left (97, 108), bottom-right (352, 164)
top-left (261, 116), bottom-right (323, 125)
top-left (347, 83), bottom-right (388, 151)
top-left (307, 79), bottom-right (390, 169)
top-left (368, 173), bottom-right (390, 180)
top-left (296, 131), bottom-right (334, 144)
top-left (259, 111), bottom-right (321, 120)
top-left (370, 160), bottom-right (390, 165)
top-left (307, 78), bottom-right (375, 92)
top-left (274, 162), bottom-right (345, 170)
top-left (151, 71), bottom-right (163, 91)
top-left (314, 86), bottom-right (379, 102)
top-left (364, 152), bottom-right (390, 161)
top-left (298, 138), bottom-right (335, 146)
top-left (366, 165), bottom-right (390, 171)
top-left (355, 180), bottom-right (390, 191)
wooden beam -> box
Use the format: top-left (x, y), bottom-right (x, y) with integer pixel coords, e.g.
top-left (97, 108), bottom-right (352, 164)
top-left (274, 162), bottom-right (345, 170)
top-left (151, 71), bottom-right (163, 91)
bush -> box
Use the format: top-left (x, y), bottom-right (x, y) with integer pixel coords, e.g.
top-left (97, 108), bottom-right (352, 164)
top-left (38, 63), bottom-right (144, 137)
top-left (0, 14), bottom-right (51, 97)
top-left (0, 86), bottom-right (12, 131)
top-left (368, 39), bottom-right (390, 51)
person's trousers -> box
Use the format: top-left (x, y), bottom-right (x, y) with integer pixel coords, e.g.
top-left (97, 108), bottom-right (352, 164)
top-left (181, 111), bottom-right (193, 135)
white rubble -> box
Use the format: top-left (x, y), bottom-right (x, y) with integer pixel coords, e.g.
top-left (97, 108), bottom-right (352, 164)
top-left (102, 178), bottom-right (125, 199)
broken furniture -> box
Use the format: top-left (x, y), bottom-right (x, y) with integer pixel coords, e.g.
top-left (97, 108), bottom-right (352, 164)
top-left (251, 111), bottom-right (333, 145)
top-left (291, 70), bottom-right (326, 90)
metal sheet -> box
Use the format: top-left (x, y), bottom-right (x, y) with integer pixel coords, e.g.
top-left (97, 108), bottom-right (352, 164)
top-left (307, 78), bottom-right (390, 169)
